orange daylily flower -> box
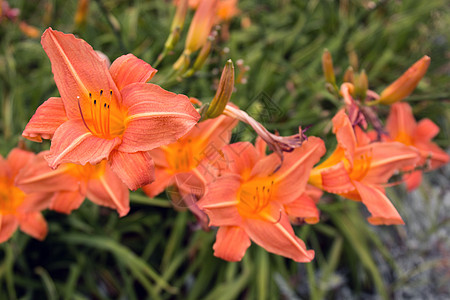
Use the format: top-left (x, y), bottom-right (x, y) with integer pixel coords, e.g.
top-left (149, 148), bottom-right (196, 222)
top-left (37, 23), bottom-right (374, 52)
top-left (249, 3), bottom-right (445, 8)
top-left (22, 28), bottom-right (200, 190)
top-left (385, 102), bottom-right (449, 191)
top-left (255, 137), bottom-right (322, 225)
top-left (16, 151), bottom-right (129, 216)
top-left (309, 110), bottom-right (420, 225)
top-left (1, 148), bottom-right (51, 243)
top-left (198, 137), bottom-right (325, 262)
top-left (143, 115), bottom-right (237, 224)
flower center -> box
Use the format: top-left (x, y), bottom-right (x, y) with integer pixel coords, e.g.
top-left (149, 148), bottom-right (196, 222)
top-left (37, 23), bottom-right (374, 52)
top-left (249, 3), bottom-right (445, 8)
top-left (237, 179), bottom-right (274, 219)
top-left (0, 177), bottom-right (25, 215)
top-left (349, 152), bottom-right (372, 181)
top-left (65, 160), bottom-right (107, 180)
top-left (395, 131), bottom-right (413, 146)
top-left (165, 138), bottom-right (204, 173)
top-left (78, 89), bottom-right (125, 139)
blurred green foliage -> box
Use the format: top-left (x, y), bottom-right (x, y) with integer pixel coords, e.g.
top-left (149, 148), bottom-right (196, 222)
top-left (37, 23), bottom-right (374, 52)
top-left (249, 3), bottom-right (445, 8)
top-left (0, 0), bottom-right (449, 299)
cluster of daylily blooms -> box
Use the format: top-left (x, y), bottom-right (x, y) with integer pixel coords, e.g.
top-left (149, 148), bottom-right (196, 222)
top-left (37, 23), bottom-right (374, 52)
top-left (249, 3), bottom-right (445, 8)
top-left (1, 4), bottom-right (448, 263)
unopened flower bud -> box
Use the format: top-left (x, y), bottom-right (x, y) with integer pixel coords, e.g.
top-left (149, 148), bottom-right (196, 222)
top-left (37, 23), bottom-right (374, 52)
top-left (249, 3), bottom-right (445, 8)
top-left (322, 49), bottom-right (336, 85)
top-left (173, 51), bottom-right (191, 72)
top-left (192, 36), bottom-right (213, 71)
top-left (205, 59), bottom-right (234, 119)
top-left (164, 0), bottom-right (188, 51)
top-left (354, 70), bottom-right (368, 101)
top-left (74, 0), bottom-right (90, 26)
top-left (19, 21), bottom-right (40, 38)
top-left (343, 66), bottom-right (354, 83)
top-left (378, 56), bottom-right (430, 105)
top-left (171, 0), bottom-right (188, 32)
top-left (185, 0), bottom-right (218, 53)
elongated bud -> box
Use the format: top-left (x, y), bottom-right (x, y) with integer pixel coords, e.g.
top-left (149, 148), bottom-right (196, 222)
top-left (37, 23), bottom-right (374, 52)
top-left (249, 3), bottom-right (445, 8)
top-left (343, 66), bottom-right (354, 83)
top-left (171, 0), bottom-right (188, 32)
top-left (185, 0), bottom-right (218, 53)
top-left (19, 21), bottom-right (40, 38)
top-left (378, 56), bottom-right (430, 105)
top-left (354, 70), bottom-right (368, 100)
top-left (322, 49), bottom-right (336, 85)
top-left (74, 0), bottom-right (90, 26)
top-left (173, 51), bottom-right (191, 72)
top-left (205, 60), bottom-right (234, 119)
top-left (192, 36), bottom-right (213, 70)
top-left (163, 0), bottom-right (188, 51)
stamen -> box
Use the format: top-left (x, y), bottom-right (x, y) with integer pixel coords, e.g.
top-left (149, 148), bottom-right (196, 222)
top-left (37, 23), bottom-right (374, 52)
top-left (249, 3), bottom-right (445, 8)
top-left (106, 90), bottom-right (112, 137)
top-left (77, 96), bottom-right (93, 134)
top-left (89, 93), bottom-right (100, 134)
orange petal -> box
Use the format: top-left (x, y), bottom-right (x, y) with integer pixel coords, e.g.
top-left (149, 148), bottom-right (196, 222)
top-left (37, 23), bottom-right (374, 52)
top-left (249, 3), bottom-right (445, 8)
top-left (46, 119), bottom-right (122, 168)
top-left (142, 168), bottom-right (174, 198)
top-left (86, 164), bottom-right (130, 216)
top-left (403, 170), bottom-right (423, 192)
top-left (414, 118), bottom-right (439, 142)
top-left (415, 141), bottom-right (449, 170)
top-left (15, 151), bottom-right (79, 193)
top-left (148, 148), bottom-right (170, 168)
top-left (272, 137), bottom-right (326, 203)
top-left (18, 212), bottom-right (48, 241)
top-left (19, 192), bottom-right (53, 213)
top-left (7, 148), bottom-right (35, 178)
top-left (353, 181), bottom-right (404, 225)
top-left (109, 150), bottom-right (155, 190)
top-left (354, 126), bottom-right (372, 146)
top-left (386, 103), bottom-right (416, 140)
top-left (221, 142), bottom-right (260, 177)
top-left (22, 97), bottom-right (68, 142)
top-left (285, 193), bottom-right (320, 224)
top-left (172, 172), bottom-right (207, 199)
top-left (109, 54), bottom-right (157, 91)
top-left (332, 109), bottom-right (357, 167)
top-left (197, 174), bottom-right (242, 227)
top-left (41, 28), bottom-right (121, 119)
top-left (0, 215), bottom-right (19, 243)
top-left (188, 115), bottom-right (237, 161)
top-left (0, 155), bottom-right (8, 178)
top-left (305, 184), bottom-right (323, 201)
top-left (50, 190), bottom-right (86, 214)
top-left (213, 226), bottom-right (251, 262)
top-left (244, 212), bottom-right (315, 262)
top-left (255, 136), bottom-right (267, 158)
top-left (320, 161), bottom-right (355, 193)
top-left (361, 142), bottom-right (419, 184)
top-left (120, 83), bottom-right (200, 152)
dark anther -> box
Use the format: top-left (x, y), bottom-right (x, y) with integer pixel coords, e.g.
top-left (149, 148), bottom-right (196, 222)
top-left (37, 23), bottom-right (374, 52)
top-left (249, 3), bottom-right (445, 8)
top-left (110, 90), bottom-right (113, 96)
top-left (89, 92), bottom-right (92, 98)
top-left (94, 99), bottom-right (97, 104)
top-left (104, 103), bottom-right (107, 108)
top-left (100, 89), bottom-right (103, 96)
top-left (107, 105), bottom-right (110, 108)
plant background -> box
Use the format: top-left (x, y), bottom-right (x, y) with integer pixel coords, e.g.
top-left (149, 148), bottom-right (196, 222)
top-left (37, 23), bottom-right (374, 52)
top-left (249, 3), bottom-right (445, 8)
top-left (0, 0), bottom-right (449, 299)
